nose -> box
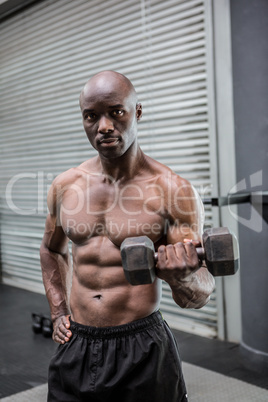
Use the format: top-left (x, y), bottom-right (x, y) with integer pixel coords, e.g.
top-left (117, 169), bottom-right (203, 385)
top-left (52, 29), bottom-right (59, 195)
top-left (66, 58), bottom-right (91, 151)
top-left (98, 115), bottom-right (114, 134)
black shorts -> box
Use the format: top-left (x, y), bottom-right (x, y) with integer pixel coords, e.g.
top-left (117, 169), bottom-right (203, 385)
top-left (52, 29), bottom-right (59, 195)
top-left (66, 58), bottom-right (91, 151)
top-left (48, 311), bottom-right (188, 402)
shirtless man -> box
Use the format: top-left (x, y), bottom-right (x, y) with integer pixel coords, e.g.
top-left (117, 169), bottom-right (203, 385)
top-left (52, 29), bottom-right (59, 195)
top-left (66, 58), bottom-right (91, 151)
top-left (40, 71), bottom-right (215, 402)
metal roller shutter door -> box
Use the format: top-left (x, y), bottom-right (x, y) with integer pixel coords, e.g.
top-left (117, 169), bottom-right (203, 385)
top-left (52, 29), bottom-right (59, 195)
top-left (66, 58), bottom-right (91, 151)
top-left (0, 0), bottom-right (217, 337)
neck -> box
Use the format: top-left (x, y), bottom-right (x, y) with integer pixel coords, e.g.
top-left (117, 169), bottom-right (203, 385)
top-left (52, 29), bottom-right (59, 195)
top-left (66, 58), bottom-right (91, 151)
top-left (98, 142), bottom-right (145, 182)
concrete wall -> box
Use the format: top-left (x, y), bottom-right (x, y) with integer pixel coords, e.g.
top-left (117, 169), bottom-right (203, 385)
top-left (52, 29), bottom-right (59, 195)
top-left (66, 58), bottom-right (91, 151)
top-left (230, 0), bottom-right (268, 365)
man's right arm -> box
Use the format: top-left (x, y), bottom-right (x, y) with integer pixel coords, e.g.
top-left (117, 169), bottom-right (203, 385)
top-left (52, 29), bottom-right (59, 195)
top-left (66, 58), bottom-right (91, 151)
top-left (40, 180), bottom-right (72, 343)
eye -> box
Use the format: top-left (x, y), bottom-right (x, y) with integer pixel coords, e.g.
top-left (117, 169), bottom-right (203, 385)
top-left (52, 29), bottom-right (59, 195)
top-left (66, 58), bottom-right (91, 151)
top-left (111, 109), bottom-right (124, 117)
top-left (85, 112), bottom-right (97, 121)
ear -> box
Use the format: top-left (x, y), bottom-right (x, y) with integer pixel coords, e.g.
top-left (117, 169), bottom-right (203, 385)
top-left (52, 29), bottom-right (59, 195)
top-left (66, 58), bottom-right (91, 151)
top-left (136, 103), bottom-right (142, 121)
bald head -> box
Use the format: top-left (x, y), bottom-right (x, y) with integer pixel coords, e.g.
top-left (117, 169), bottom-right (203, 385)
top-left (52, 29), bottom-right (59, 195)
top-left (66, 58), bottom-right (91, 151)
top-left (79, 71), bottom-right (142, 159)
top-left (80, 71), bottom-right (137, 108)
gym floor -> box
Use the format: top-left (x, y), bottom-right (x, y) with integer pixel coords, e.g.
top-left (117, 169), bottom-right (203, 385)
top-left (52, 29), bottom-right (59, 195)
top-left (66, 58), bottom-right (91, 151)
top-left (0, 283), bottom-right (267, 400)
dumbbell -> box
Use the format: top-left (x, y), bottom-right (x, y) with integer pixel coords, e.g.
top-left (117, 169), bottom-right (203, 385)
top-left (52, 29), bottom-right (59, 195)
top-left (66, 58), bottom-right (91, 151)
top-left (120, 227), bottom-right (239, 286)
top-left (31, 313), bottom-right (53, 337)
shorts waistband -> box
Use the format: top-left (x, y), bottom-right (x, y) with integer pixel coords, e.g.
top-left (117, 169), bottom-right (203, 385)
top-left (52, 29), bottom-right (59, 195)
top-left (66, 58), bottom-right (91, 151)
top-left (70, 310), bottom-right (163, 339)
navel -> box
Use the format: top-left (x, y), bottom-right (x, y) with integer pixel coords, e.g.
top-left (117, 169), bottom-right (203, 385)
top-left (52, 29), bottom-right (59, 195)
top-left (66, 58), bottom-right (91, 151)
top-left (93, 294), bottom-right (102, 300)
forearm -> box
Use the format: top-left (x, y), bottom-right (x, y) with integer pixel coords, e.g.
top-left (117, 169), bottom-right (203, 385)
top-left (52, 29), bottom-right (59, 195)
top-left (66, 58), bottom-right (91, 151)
top-left (40, 244), bottom-right (71, 321)
top-left (170, 265), bottom-right (215, 309)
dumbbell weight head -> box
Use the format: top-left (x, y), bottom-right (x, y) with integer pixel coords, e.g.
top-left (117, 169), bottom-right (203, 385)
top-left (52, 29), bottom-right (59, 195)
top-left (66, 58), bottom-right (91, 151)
top-left (32, 313), bottom-right (42, 334)
top-left (42, 316), bottom-right (53, 338)
top-left (202, 227), bottom-right (239, 276)
top-left (120, 236), bottom-right (156, 285)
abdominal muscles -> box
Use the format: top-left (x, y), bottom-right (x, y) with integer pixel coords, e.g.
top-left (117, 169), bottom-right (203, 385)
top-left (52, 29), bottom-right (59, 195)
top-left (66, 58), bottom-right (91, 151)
top-left (69, 237), bottom-right (161, 326)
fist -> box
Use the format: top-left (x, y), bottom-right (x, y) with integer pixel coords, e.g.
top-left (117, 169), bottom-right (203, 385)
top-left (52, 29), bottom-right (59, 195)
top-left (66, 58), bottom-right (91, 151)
top-left (52, 315), bottom-right (72, 344)
top-left (156, 240), bottom-right (201, 285)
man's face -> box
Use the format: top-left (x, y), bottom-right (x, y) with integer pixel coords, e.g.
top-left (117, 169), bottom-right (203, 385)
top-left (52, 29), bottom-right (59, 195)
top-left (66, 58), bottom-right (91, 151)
top-left (80, 75), bottom-right (142, 159)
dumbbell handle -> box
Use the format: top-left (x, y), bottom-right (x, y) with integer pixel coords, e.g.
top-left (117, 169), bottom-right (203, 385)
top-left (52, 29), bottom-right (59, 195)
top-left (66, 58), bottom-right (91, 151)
top-left (154, 247), bottom-right (205, 262)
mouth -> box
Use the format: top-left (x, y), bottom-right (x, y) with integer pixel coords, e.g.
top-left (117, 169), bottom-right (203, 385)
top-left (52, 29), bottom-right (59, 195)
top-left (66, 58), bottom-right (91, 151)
top-left (99, 137), bottom-right (120, 146)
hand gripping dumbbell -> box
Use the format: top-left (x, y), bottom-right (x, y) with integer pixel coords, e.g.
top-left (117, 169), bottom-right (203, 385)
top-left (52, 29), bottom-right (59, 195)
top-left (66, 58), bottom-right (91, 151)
top-left (120, 227), bottom-right (239, 286)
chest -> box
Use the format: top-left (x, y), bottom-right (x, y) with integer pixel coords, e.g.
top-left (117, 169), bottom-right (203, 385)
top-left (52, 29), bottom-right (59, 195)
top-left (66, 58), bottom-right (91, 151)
top-left (60, 180), bottom-right (167, 246)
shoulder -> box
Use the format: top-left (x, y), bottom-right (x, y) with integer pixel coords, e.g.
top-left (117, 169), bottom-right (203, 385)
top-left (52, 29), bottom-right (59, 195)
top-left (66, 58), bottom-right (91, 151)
top-left (144, 155), bottom-right (203, 222)
top-left (49, 167), bottom-right (80, 193)
top-left (47, 157), bottom-right (99, 213)
top-left (144, 154), bottom-right (194, 194)
top-left (50, 156), bottom-right (99, 190)
top-left (46, 168), bottom-right (78, 214)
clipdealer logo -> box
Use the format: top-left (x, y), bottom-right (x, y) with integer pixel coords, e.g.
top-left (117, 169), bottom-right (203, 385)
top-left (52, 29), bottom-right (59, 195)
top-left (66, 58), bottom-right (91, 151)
top-left (4, 170), bottom-right (265, 233)
top-left (228, 170), bottom-right (263, 233)
top-left (5, 171), bottom-right (199, 217)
